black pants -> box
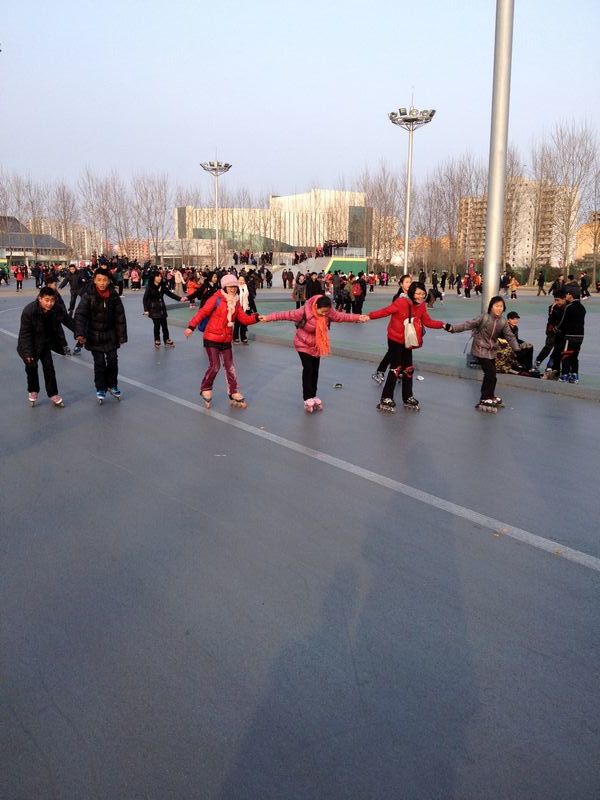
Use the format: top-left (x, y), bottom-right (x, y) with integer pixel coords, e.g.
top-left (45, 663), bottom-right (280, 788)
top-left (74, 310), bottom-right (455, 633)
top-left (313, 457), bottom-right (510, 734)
top-left (536, 333), bottom-right (555, 367)
top-left (516, 346), bottom-right (533, 371)
top-left (117, 281), bottom-right (124, 296)
top-left (381, 340), bottom-right (413, 403)
top-left (92, 349), bottom-right (118, 391)
top-left (16, 279), bottom-right (23, 291)
top-left (295, 300), bottom-right (305, 309)
top-left (376, 349), bottom-right (391, 373)
top-left (352, 298), bottom-right (364, 314)
top-left (560, 339), bottom-right (581, 376)
top-left (68, 292), bottom-right (78, 314)
top-left (153, 317), bottom-right (170, 342)
top-left (233, 319), bottom-right (247, 342)
top-left (25, 349), bottom-right (58, 396)
top-left (477, 357), bottom-right (497, 400)
top-left (298, 352), bottom-right (320, 400)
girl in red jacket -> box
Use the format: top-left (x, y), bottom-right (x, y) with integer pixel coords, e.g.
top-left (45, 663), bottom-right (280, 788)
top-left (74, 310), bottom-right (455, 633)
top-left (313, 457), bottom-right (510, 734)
top-left (368, 281), bottom-right (451, 411)
top-left (184, 274), bottom-right (259, 408)
top-left (259, 294), bottom-right (368, 412)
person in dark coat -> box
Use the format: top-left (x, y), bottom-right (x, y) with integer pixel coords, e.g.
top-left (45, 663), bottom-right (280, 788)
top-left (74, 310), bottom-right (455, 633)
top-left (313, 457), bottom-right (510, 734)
top-left (75, 268), bottom-right (128, 401)
top-left (143, 270), bottom-right (187, 347)
top-left (17, 287), bottom-right (68, 406)
top-left (59, 264), bottom-right (87, 315)
top-left (305, 272), bottom-right (322, 300)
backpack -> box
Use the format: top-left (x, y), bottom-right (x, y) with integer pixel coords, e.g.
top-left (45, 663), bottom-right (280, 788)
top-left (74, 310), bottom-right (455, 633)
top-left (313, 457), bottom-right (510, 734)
top-left (351, 282), bottom-right (362, 298)
top-left (197, 296), bottom-right (222, 332)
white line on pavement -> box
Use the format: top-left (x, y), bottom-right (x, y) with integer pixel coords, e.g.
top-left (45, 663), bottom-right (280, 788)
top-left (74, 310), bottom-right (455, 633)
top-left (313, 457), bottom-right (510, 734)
top-left (2, 325), bottom-right (599, 575)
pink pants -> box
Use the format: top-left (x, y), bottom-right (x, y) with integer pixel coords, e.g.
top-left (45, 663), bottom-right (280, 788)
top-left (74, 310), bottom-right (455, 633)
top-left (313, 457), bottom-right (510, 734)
top-left (200, 346), bottom-right (238, 393)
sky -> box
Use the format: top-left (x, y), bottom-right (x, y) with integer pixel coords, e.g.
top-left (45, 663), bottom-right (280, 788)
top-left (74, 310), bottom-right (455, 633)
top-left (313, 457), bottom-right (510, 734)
top-left (2, 0), bottom-right (599, 197)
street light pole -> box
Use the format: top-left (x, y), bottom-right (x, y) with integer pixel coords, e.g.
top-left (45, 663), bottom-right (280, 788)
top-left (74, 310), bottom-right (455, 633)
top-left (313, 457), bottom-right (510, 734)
top-left (389, 107), bottom-right (435, 276)
top-left (200, 160), bottom-right (232, 269)
top-left (482, 0), bottom-right (515, 311)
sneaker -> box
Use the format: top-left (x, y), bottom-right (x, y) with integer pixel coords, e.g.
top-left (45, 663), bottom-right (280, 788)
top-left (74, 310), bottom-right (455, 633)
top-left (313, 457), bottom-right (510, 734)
top-left (73, 344), bottom-right (82, 355)
top-left (568, 373), bottom-right (579, 384)
top-left (534, 360), bottom-right (541, 369)
top-left (559, 374), bottom-right (571, 382)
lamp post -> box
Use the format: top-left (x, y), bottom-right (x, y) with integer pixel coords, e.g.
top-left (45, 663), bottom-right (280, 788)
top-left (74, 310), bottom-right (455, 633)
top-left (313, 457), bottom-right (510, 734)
top-left (200, 160), bottom-right (232, 269)
top-left (389, 107), bottom-right (435, 275)
top-left (481, 0), bottom-right (514, 310)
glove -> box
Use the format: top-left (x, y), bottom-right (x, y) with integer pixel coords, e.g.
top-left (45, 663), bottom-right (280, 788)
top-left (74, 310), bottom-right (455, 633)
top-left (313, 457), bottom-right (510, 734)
top-left (443, 323), bottom-right (453, 332)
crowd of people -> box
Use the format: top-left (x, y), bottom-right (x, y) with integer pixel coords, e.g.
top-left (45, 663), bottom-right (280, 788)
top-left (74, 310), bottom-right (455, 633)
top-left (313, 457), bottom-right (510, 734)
top-left (13, 254), bottom-right (590, 415)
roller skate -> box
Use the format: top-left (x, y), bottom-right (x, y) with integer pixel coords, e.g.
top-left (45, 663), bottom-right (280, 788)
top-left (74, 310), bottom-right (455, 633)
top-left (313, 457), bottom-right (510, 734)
top-left (492, 396), bottom-right (505, 408)
top-left (108, 386), bottom-right (122, 401)
top-left (28, 391), bottom-right (38, 407)
top-left (313, 397), bottom-right (323, 411)
top-left (475, 399), bottom-right (498, 413)
top-left (164, 339), bottom-right (175, 348)
top-left (542, 368), bottom-right (558, 380)
top-left (376, 398), bottom-right (396, 413)
top-left (50, 395), bottom-right (64, 408)
top-left (229, 392), bottom-right (247, 409)
top-left (154, 340), bottom-right (161, 349)
top-left (96, 390), bottom-right (106, 405)
top-left (559, 373), bottom-right (571, 383)
top-left (304, 398), bottom-right (315, 413)
top-left (200, 390), bottom-right (212, 409)
top-left (371, 371), bottom-right (385, 385)
top-left (403, 396), bottom-right (420, 411)
top-left (568, 373), bottom-right (579, 384)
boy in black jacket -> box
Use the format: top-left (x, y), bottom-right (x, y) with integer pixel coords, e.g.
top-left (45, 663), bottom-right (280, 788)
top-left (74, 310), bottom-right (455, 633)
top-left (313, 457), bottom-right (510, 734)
top-left (536, 290), bottom-right (567, 372)
top-left (17, 287), bottom-right (67, 407)
top-left (75, 268), bottom-right (128, 403)
top-left (549, 288), bottom-right (586, 383)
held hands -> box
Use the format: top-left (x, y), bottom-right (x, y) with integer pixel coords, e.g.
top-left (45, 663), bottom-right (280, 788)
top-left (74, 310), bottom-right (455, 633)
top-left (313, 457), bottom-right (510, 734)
top-left (76, 336), bottom-right (86, 344)
top-left (184, 327), bottom-right (194, 338)
top-left (180, 297), bottom-right (188, 302)
top-left (258, 315), bottom-right (268, 322)
top-left (143, 311), bottom-right (149, 316)
top-left (443, 323), bottom-right (453, 332)
top-left (358, 315), bottom-right (370, 323)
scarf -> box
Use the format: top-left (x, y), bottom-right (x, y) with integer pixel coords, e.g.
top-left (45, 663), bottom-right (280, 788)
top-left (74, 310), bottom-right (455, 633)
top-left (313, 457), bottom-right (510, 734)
top-left (314, 313), bottom-right (331, 357)
top-left (238, 284), bottom-right (250, 312)
top-left (95, 286), bottom-right (110, 300)
top-left (222, 288), bottom-right (237, 327)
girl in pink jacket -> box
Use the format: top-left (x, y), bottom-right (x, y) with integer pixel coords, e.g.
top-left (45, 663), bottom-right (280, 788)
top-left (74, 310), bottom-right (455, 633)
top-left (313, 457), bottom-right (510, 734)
top-left (260, 294), bottom-right (368, 412)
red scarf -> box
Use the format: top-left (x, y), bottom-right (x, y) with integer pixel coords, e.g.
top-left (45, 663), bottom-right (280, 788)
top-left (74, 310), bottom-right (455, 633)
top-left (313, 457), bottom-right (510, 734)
top-left (315, 314), bottom-right (331, 357)
top-left (96, 287), bottom-right (110, 300)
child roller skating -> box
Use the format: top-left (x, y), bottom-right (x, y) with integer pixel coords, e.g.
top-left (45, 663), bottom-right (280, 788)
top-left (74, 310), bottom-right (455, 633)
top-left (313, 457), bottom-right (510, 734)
top-left (17, 286), bottom-right (70, 409)
top-left (259, 294), bottom-right (368, 411)
top-left (143, 270), bottom-right (187, 348)
top-left (184, 274), bottom-right (259, 409)
top-left (448, 295), bottom-right (521, 413)
top-left (368, 281), bottom-right (451, 413)
top-left (74, 268), bottom-right (128, 404)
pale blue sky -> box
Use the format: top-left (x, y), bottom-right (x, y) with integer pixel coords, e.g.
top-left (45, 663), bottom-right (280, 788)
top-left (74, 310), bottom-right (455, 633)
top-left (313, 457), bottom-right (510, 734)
top-left (2, 0), bottom-right (598, 195)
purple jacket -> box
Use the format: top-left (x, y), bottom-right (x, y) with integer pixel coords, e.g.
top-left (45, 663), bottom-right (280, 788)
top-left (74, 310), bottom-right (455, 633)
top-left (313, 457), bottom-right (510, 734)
top-left (264, 295), bottom-right (362, 356)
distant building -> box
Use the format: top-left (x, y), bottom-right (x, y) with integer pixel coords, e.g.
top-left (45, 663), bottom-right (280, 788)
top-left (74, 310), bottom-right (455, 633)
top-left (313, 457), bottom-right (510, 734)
top-left (576, 212), bottom-right (600, 260)
top-left (114, 238), bottom-right (150, 262)
top-left (457, 179), bottom-right (576, 269)
top-left (0, 216), bottom-right (68, 264)
top-left (175, 189), bottom-right (374, 257)
top-left (33, 217), bottom-right (103, 259)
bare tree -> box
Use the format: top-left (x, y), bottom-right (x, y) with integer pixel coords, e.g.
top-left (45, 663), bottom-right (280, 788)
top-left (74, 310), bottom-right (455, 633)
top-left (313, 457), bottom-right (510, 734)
top-left (49, 181), bottom-right (78, 256)
top-left (355, 163), bottom-right (401, 266)
top-left (132, 172), bottom-right (171, 263)
top-left (581, 162), bottom-right (600, 285)
top-left (23, 177), bottom-right (50, 259)
top-left (106, 172), bottom-right (133, 255)
top-left (550, 121), bottom-right (597, 270)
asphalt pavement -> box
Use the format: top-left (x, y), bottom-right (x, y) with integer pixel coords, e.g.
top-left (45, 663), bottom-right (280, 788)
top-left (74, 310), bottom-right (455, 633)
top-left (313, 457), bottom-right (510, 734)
top-left (1, 290), bottom-right (599, 800)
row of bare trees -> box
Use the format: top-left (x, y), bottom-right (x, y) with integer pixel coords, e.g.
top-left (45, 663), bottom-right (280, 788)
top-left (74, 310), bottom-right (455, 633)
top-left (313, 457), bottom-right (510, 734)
top-left (0, 121), bottom-right (598, 280)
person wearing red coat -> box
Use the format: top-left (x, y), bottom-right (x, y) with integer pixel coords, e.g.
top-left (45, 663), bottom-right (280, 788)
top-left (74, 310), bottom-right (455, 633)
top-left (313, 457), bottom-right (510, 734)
top-left (184, 274), bottom-right (259, 408)
top-left (368, 281), bottom-right (451, 411)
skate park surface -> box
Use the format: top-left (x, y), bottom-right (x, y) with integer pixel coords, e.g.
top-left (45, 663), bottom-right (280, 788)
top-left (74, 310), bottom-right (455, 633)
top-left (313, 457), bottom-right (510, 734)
top-left (1, 288), bottom-right (599, 800)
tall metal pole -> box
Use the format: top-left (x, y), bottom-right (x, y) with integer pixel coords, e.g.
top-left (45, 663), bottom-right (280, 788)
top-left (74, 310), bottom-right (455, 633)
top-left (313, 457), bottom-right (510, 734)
top-left (215, 172), bottom-right (220, 270)
top-left (482, 0), bottom-right (515, 311)
top-left (403, 127), bottom-right (414, 276)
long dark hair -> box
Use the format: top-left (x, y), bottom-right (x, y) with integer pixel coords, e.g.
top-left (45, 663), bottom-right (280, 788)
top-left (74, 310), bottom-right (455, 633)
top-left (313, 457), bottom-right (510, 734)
top-left (487, 295), bottom-right (506, 313)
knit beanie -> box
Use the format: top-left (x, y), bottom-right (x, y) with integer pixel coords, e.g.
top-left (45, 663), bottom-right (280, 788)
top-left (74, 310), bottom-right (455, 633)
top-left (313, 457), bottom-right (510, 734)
top-left (221, 274), bottom-right (238, 289)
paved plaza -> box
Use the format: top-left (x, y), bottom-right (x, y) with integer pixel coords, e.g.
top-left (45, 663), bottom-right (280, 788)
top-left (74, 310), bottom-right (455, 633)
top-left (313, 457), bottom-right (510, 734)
top-left (1, 286), bottom-right (599, 799)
